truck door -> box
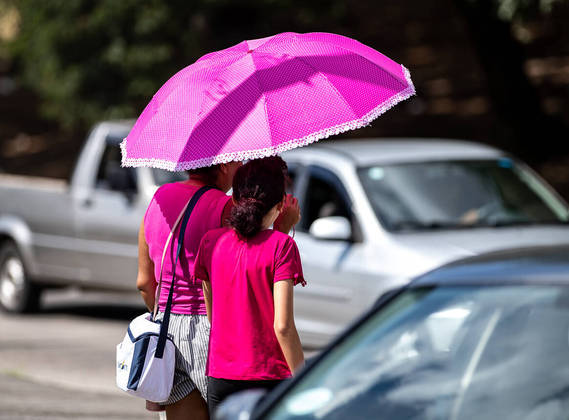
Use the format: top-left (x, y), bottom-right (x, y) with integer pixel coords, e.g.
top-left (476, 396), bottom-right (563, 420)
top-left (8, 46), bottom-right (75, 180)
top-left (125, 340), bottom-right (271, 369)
top-left (74, 133), bottom-right (145, 290)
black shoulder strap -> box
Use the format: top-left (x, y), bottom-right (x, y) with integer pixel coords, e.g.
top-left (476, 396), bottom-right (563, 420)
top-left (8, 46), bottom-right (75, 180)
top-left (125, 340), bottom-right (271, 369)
top-left (155, 185), bottom-right (214, 358)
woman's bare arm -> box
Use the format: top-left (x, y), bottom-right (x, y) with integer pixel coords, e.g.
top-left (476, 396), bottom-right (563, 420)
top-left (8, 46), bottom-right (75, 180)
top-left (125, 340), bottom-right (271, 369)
top-left (202, 280), bottom-right (212, 324)
top-left (274, 279), bottom-right (304, 373)
top-left (136, 219), bottom-right (156, 312)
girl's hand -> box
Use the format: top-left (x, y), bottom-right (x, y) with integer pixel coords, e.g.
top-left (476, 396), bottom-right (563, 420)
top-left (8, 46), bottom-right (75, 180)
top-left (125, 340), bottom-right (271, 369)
top-left (274, 194), bottom-right (301, 234)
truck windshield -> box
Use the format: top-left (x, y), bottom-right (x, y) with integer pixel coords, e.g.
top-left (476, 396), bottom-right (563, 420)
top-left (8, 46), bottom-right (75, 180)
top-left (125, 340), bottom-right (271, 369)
top-left (357, 159), bottom-right (569, 232)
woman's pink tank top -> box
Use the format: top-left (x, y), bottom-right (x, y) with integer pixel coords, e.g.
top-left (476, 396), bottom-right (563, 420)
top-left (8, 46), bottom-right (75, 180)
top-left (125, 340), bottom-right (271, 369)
top-left (144, 182), bottom-right (230, 314)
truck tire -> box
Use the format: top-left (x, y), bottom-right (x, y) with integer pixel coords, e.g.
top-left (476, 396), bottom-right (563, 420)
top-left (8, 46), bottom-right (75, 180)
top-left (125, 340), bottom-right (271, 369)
top-left (0, 241), bottom-right (41, 313)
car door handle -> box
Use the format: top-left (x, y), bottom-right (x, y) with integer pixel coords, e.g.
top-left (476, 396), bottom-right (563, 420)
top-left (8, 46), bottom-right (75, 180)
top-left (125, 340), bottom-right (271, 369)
top-left (82, 198), bottom-right (94, 208)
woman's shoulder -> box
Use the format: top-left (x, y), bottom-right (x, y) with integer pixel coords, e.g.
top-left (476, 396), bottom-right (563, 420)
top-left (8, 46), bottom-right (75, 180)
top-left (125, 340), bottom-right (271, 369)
top-left (153, 181), bottom-right (190, 197)
top-left (202, 226), bottom-right (232, 245)
top-left (154, 182), bottom-right (227, 201)
top-left (147, 182), bottom-right (195, 214)
top-left (205, 189), bottom-right (231, 207)
top-left (172, 182), bottom-right (229, 203)
top-left (147, 182), bottom-right (190, 210)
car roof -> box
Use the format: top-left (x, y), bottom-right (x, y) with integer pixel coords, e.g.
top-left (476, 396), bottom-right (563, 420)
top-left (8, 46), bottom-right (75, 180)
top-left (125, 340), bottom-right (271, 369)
top-left (285, 138), bottom-right (505, 166)
top-left (413, 245), bottom-right (569, 287)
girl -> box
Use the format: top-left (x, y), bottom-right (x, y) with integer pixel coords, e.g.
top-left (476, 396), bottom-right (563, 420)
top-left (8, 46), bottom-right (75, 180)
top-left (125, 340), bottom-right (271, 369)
top-left (194, 156), bottom-right (305, 416)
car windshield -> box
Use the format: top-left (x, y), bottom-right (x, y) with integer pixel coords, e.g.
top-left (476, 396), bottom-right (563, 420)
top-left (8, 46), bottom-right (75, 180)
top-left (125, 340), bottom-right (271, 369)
top-left (266, 285), bottom-right (569, 420)
top-left (357, 159), bottom-right (569, 231)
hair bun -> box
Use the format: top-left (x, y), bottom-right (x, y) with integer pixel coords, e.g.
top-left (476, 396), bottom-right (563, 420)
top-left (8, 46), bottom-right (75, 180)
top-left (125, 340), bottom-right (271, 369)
top-left (230, 199), bottom-right (264, 237)
top-left (229, 157), bottom-right (287, 238)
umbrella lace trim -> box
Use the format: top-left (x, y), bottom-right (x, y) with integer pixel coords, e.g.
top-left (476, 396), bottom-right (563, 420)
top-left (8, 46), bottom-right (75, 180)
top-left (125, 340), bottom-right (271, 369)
top-left (121, 65), bottom-right (416, 171)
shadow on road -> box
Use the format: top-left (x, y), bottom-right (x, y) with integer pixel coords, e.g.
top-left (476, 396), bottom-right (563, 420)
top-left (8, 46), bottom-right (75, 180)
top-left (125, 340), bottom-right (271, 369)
top-left (40, 304), bottom-right (145, 321)
top-left (28, 290), bottom-right (149, 321)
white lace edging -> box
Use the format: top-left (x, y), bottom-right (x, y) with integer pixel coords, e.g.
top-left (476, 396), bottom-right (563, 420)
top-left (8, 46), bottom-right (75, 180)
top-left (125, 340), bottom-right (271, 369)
top-left (121, 65), bottom-right (416, 171)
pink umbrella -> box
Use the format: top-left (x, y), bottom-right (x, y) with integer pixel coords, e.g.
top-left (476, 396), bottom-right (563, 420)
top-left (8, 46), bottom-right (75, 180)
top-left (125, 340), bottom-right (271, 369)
top-left (121, 32), bottom-right (415, 170)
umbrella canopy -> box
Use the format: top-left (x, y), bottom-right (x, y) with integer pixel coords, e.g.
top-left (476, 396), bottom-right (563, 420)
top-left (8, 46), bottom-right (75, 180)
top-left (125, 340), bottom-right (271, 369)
top-left (121, 32), bottom-right (415, 171)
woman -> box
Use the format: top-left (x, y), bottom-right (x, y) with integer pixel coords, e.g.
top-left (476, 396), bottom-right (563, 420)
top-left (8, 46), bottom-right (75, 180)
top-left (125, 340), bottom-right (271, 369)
top-left (194, 157), bottom-right (305, 416)
top-left (137, 162), bottom-right (299, 420)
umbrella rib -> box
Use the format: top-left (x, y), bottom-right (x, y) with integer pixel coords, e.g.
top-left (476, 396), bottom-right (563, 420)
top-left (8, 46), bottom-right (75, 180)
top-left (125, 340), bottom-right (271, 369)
top-left (304, 39), bottom-right (409, 89)
top-left (292, 54), bottom-right (360, 119)
top-left (331, 39), bottom-right (406, 83)
top-left (191, 53), bottom-right (253, 133)
top-left (249, 32), bottom-right (298, 54)
top-left (250, 58), bottom-right (274, 149)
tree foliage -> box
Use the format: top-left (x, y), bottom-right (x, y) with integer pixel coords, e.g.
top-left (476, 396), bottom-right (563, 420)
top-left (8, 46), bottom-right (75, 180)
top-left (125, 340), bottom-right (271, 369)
top-left (8, 0), bottom-right (568, 135)
top-left (12, 0), bottom-right (192, 129)
top-left (491, 0), bottom-right (563, 20)
top-left (10, 0), bottom-right (349, 131)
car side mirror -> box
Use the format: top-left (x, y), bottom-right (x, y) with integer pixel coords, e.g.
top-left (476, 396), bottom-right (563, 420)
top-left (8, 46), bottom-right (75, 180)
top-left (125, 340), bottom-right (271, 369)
top-left (309, 216), bottom-right (352, 241)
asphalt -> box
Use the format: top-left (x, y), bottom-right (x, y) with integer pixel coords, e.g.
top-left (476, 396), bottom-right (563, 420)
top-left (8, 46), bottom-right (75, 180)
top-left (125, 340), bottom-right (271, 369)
top-left (1, 289), bottom-right (317, 419)
top-left (0, 373), bottom-right (155, 420)
top-left (0, 289), bottom-right (157, 419)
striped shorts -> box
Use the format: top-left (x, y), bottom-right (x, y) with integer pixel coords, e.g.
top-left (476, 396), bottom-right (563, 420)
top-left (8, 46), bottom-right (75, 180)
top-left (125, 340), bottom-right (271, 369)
top-left (154, 312), bottom-right (210, 405)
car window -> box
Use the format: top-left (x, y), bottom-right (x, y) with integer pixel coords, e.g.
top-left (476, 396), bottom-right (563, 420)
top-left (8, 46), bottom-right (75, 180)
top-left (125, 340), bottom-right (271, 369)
top-left (265, 285), bottom-right (569, 420)
top-left (96, 140), bottom-right (137, 193)
top-left (300, 166), bottom-right (351, 232)
top-left (286, 164), bottom-right (297, 194)
top-left (357, 159), bottom-right (569, 232)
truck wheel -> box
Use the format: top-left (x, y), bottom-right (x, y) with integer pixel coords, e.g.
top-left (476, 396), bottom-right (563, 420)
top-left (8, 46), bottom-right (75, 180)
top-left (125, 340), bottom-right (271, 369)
top-left (0, 242), bottom-right (41, 313)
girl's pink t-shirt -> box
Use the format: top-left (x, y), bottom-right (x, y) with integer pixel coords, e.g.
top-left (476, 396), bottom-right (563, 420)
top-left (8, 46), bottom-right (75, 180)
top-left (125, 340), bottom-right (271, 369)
top-left (194, 227), bottom-right (305, 380)
top-left (144, 183), bottom-right (231, 315)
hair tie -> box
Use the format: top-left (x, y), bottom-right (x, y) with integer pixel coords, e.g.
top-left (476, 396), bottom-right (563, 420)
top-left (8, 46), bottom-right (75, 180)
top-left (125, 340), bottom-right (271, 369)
top-left (241, 197), bottom-right (259, 206)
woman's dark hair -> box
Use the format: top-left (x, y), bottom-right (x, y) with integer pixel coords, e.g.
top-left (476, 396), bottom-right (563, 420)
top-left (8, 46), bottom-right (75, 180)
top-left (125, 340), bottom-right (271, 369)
top-left (229, 156), bottom-right (287, 238)
top-left (187, 164), bottom-right (220, 186)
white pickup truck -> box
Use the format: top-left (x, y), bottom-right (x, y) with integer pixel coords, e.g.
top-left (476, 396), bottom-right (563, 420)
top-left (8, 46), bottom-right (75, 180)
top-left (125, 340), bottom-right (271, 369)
top-left (0, 120), bottom-right (183, 312)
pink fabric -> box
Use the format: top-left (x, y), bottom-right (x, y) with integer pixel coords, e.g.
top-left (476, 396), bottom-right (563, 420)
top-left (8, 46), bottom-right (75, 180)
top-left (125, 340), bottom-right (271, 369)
top-left (121, 32), bottom-right (415, 171)
top-left (194, 228), bottom-right (305, 380)
top-left (144, 183), bottom-right (231, 315)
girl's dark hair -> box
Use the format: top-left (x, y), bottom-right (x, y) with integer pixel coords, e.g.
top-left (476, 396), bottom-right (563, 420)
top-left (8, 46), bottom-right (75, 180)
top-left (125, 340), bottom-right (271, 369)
top-left (229, 156), bottom-right (287, 238)
top-left (187, 164), bottom-right (220, 186)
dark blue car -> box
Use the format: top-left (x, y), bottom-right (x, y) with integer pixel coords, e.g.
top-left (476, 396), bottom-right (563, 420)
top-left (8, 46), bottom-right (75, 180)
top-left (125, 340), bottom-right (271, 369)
top-left (219, 245), bottom-right (569, 420)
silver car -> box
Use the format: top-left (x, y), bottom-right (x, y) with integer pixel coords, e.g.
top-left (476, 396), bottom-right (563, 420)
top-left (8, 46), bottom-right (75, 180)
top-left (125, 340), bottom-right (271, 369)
top-left (282, 139), bottom-right (569, 347)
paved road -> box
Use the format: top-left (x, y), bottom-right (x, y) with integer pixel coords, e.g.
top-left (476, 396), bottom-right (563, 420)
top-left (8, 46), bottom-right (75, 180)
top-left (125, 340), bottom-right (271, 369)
top-left (0, 374), bottom-right (156, 419)
top-left (0, 289), bottom-right (156, 419)
top-left (1, 289), bottom-right (318, 419)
